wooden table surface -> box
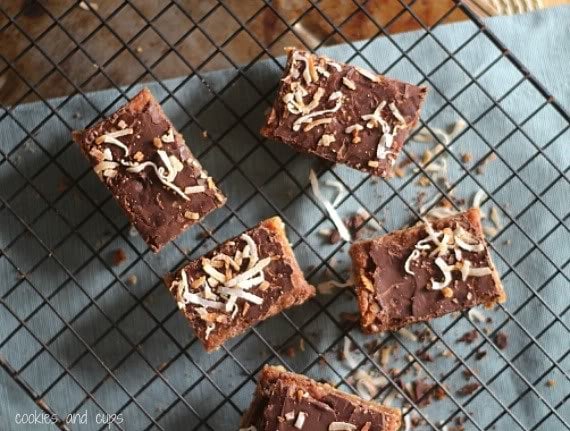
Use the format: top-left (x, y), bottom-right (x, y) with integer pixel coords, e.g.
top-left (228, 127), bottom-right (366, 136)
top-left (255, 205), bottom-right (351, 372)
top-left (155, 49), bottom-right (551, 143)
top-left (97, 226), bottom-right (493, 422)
top-left (0, 0), bottom-right (567, 106)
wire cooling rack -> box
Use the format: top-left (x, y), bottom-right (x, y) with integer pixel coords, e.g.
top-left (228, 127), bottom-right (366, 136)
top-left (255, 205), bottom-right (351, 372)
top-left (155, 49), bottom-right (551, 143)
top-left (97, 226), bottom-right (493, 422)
top-left (1, 1), bottom-right (569, 430)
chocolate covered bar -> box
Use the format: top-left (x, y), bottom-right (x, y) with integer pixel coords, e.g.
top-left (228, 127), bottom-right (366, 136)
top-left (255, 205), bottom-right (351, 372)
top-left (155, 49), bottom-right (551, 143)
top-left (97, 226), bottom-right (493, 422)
top-left (166, 217), bottom-right (315, 351)
top-left (350, 208), bottom-right (506, 333)
top-left (261, 48), bottom-right (427, 177)
top-left (72, 88), bottom-right (226, 252)
top-left (240, 365), bottom-right (401, 431)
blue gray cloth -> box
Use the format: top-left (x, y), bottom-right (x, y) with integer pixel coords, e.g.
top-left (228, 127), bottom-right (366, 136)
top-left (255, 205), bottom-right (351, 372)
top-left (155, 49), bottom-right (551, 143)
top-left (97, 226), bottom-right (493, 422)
top-left (0, 6), bottom-right (568, 431)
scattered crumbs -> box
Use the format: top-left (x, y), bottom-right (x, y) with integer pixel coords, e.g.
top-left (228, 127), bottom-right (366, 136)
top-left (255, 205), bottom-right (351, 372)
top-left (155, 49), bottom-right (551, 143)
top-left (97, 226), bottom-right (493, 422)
top-left (202, 130), bottom-right (208, 139)
top-left (433, 385), bottom-right (446, 400)
top-left (457, 329), bottom-right (478, 344)
top-left (461, 152), bottom-right (472, 163)
top-left (416, 175), bottom-right (431, 187)
top-left (338, 312), bottom-right (359, 331)
top-left (457, 382), bottom-right (480, 396)
top-left (546, 379), bottom-right (556, 388)
top-left (476, 153), bottom-right (497, 174)
top-left (462, 369), bottom-right (473, 380)
top-left (284, 345), bottom-right (296, 358)
top-left (494, 331), bottom-right (508, 350)
top-left (475, 350), bottom-right (487, 360)
top-left (415, 349), bottom-right (433, 362)
top-left (57, 176), bottom-right (71, 193)
top-left (111, 248), bottom-right (127, 266)
top-left (412, 378), bottom-right (433, 406)
top-left (440, 349), bottom-right (453, 358)
top-left (126, 274), bottom-right (138, 286)
top-left (136, 46), bottom-right (144, 53)
top-left (328, 229), bottom-right (341, 244)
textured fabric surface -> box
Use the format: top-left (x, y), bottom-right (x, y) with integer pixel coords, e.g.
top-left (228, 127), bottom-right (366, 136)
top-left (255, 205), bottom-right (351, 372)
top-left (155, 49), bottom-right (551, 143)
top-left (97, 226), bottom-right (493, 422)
top-left (1, 6), bottom-right (568, 431)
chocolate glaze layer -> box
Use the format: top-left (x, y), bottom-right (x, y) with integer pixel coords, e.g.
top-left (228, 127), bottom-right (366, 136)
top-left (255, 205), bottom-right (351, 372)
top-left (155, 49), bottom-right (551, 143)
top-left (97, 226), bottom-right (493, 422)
top-left (72, 88), bottom-right (225, 252)
top-left (241, 366), bottom-right (401, 431)
top-left (350, 209), bottom-right (506, 332)
top-left (261, 48), bottom-right (427, 177)
top-left (167, 217), bottom-right (315, 352)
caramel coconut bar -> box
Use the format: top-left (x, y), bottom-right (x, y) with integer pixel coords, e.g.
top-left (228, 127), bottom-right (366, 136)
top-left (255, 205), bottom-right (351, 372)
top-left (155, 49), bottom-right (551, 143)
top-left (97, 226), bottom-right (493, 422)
top-left (240, 365), bottom-right (401, 431)
top-left (166, 217), bottom-right (315, 351)
top-left (350, 208), bottom-right (506, 333)
top-left (72, 88), bottom-right (226, 252)
top-left (261, 48), bottom-right (427, 177)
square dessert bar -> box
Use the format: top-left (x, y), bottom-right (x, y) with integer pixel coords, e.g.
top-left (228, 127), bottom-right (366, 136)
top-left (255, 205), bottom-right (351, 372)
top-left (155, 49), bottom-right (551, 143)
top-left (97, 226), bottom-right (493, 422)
top-left (261, 48), bottom-right (427, 177)
top-left (350, 208), bottom-right (506, 333)
top-left (166, 216), bottom-right (315, 352)
top-left (72, 88), bottom-right (226, 252)
top-left (240, 365), bottom-right (401, 431)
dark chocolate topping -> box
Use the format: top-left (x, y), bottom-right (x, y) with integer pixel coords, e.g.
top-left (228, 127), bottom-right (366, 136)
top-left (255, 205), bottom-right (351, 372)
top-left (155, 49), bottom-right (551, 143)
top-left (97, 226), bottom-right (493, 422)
top-left (73, 89), bottom-right (225, 251)
top-left (257, 381), bottom-right (388, 431)
top-left (353, 210), bottom-right (503, 331)
top-left (262, 49), bottom-right (427, 177)
top-left (171, 218), bottom-right (314, 350)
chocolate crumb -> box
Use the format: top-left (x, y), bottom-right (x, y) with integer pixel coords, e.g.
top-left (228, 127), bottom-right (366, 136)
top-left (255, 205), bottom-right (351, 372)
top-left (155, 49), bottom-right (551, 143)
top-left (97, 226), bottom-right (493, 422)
top-left (462, 369), bottom-right (473, 380)
top-left (111, 248), bottom-right (127, 266)
top-left (412, 379), bottom-right (434, 406)
top-left (494, 331), bottom-right (508, 350)
top-left (457, 329), bottom-right (478, 344)
top-left (457, 382), bottom-right (480, 396)
top-left (329, 229), bottom-right (341, 244)
top-left (126, 274), bottom-right (138, 286)
top-left (433, 385), bottom-right (446, 400)
top-left (416, 349), bottom-right (434, 362)
top-left (475, 350), bottom-right (487, 360)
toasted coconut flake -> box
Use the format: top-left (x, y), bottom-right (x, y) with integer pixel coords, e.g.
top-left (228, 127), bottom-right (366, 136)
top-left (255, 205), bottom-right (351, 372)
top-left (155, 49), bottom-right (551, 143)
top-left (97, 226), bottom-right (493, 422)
top-left (329, 422), bottom-right (357, 431)
top-left (342, 77), bottom-right (356, 90)
top-left (431, 257), bottom-right (453, 290)
top-left (490, 206), bottom-right (501, 229)
top-left (472, 190), bottom-right (486, 216)
top-left (94, 161), bottom-right (119, 176)
top-left (96, 132), bottom-right (132, 156)
top-left (324, 179), bottom-right (347, 208)
top-left (388, 102), bottom-right (406, 126)
top-left (304, 118), bottom-right (332, 132)
top-left (468, 308), bottom-right (486, 322)
top-left (240, 234), bottom-right (259, 268)
top-left (404, 249), bottom-right (420, 275)
top-left (403, 415), bottom-right (412, 431)
top-left (398, 328), bottom-right (418, 342)
top-left (317, 278), bottom-right (353, 295)
top-left (293, 97), bottom-right (343, 131)
top-left (318, 134), bottom-right (336, 147)
top-left (468, 266), bottom-right (493, 277)
top-left (225, 257), bottom-right (271, 287)
top-left (161, 128), bottom-right (175, 143)
top-left (343, 337), bottom-right (358, 368)
top-left (315, 66), bottom-right (330, 77)
top-left (126, 157), bottom-right (190, 201)
top-left (292, 50), bottom-right (314, 85)
top-left (294, 412), bottom-right (307, 429)
top-left (284, 411), bottom-right (296, 421)
top-left (327, 60), bottom-right (342, 71)
top-left (455, 236), bottom-right (484, 253)
top-left (184, 211), bottom-right (200, 220)
top-left (202, 261), bottom-right (227, 283)
top-left (184, 292), bottom-right (225, 311)
top-left (427, 207), bottom-right (458, 219)
top-left (354, 369), bottom-right (387, 400)
top-left (355, 66), bottom-right (378, 82)
top-left (362, 101), bottom-right (387, 130)
top-left (368, 160), bottom-right (379, 168)
top-left (217, 286), bottom-right (264, 305)
top-left (117, 119), bottom-right (127, 129)
top-left (309, 169), bottom-right (351, 242)
top-left (184, 185), bottom-right (206, 194)
top-left (204, 323), bottom-right (215, 340)
top-left (345, 124), bottom-right (364, 134)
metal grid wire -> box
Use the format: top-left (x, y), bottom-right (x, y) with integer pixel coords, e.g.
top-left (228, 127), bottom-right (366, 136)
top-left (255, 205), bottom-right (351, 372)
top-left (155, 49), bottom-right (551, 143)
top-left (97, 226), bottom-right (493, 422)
top-left (0, 1), bottom-right (568, 430)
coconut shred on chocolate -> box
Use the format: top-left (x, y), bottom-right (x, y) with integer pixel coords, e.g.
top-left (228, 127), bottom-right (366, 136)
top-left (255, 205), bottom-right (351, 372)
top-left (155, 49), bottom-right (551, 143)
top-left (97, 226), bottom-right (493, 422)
top-left (165, 217), bottom-right (315, 352)
top-left (261, 48), bottom-right (427, 177)
top-left (72, 88), bottom-right (226, 252)
top-left (240, 365), bottom-right (401, 431)
top-left (350, 208), bottom-right (506, 333)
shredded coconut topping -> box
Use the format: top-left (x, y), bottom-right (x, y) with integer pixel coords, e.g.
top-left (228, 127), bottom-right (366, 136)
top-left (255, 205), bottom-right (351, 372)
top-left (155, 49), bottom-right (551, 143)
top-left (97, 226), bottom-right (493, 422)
top-left (342, 76), bottom-right (356, 90)
top-left (403, 218), bottom-right (492, 292)
top-left (171, 236), bottom-right (272, 323)
top-left (309, 169), bottom-right (351, 242)
top-left (294, 412), bottom-right (308, 429)
top-left (328, 422), bottom-right (357, 430)
top-left (355, 66), bottom-right (378, 82)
